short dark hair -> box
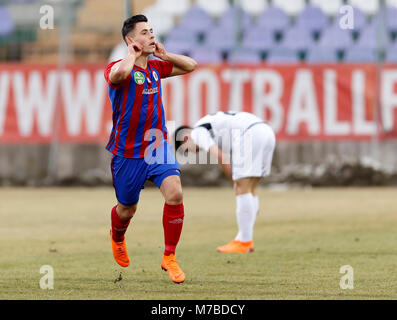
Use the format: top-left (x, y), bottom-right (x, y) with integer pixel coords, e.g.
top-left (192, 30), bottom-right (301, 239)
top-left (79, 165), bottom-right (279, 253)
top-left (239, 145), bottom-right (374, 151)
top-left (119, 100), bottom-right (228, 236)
top-left (122, 14), bottom-right (148, 44)
top-left (174, 125), bottom-right (192, 153)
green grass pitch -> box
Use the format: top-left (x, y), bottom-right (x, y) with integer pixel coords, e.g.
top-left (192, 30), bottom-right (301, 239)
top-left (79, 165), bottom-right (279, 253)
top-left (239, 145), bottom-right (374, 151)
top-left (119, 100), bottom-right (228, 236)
top-left (1, 186), bottom-right (396, 299)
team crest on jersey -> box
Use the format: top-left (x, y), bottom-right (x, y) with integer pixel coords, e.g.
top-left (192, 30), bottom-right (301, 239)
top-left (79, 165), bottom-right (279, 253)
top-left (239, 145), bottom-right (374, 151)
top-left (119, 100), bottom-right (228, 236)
top-left (152, 70), bottom-right (158, 81)
top-left (134, 71), bottom-right (145, 85)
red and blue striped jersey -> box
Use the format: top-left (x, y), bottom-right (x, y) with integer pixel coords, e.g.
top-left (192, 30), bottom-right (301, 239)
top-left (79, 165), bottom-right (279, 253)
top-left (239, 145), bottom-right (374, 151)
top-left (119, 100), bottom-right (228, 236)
top-left (104, 59), bottom-right (173, 158)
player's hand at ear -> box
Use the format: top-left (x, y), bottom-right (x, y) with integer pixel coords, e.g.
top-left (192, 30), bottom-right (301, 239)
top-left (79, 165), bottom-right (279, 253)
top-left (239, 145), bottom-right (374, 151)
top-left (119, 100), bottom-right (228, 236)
top-left (154, 42), bottom-right (167, 60)
top-left (126, 37), bottom-right (143, 58)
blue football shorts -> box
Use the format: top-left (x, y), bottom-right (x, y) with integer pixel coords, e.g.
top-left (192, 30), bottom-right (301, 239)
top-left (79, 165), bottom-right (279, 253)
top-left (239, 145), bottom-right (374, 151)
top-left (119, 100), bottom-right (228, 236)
top-left (110, 142), bottom-right (180, 206)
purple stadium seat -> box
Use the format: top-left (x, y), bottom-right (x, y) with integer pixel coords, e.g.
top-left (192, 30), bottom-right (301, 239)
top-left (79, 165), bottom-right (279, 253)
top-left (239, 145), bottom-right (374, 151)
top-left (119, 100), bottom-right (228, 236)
top-left (0, 6), bottom-right (14, 36)
top-left (190, 46), bottom-right (223, 64)
top-left (373, 6), bottom-right (397, 33)
top-left (385, 45), bottom-right (397, 63)
top-left (356, 22), bottom-right (389, 50)
top-left (204, 27), bottom-right (237, 51)
top-left (178, 5), bottom-right (214, 33)
top-left (280, 26), bottom-right (314, 51)
top-left (256, 6), bottom-right (290, 33)
top-left (344, 47), bottom-right (377, 62)
top-left (165, 26), bottom-right (199, 43)
top-left (241, 28), bottom-right (275, 51)
top-left (218, 6), bottom-right (253, 30)
top-left (228, 49), bottom-right (262, 64)
top-left (295, 5), bottom-right (329, 34)
top-left (318, 25), bottom-right (354, 51)
top-left (306, 45), bottom-right (339, 63)
top-left (164, 39), bottom-right (195, 55)
top-left (266, 46), bottom-right (299, 64)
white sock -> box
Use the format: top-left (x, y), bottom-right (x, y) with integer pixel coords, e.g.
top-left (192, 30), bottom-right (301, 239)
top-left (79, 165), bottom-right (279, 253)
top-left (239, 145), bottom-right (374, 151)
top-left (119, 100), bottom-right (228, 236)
top-left (234, 193), bottom-right (256, 242)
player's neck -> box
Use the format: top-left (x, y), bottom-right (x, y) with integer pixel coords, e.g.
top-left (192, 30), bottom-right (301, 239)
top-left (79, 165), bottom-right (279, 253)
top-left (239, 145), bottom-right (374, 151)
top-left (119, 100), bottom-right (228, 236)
top-left (135, 55), bottom-right (149, 70)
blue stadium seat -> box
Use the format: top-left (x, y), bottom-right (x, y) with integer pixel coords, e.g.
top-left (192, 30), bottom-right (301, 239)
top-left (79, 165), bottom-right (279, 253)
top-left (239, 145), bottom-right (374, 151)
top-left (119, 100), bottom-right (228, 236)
top-left (280, 26), bottom-right (315, 51)
top-left (295, 5), bottom-right (329, 34)
top-left (344, 47), bottom-right (378, 62)
top-left (385, 46), bottom-right (397, 63)
top-left (266, 46), bottom-right (299, 64)
top-left (318, 25), bottom-right (354, 51)
top-left (306, 45), bottom-right (339, 63)
top-left (190, 46), bottom-right (223, 64)
top-left (256, 6), bottom-right (290, 34)
top-left (241, 28), bottom-right (275, 51)
top-left (204, 26), bottom-right (237, 51)
top-left (177, 5), bottom-right (214, 34)
top-left (218, 6), bottom-right (253, 30)
top-left (356, 22), bottom-right (388, 50)
top-left (0, 6), bottom-right (14, 36)
top-left (228, 48), bottom-right (262, 64)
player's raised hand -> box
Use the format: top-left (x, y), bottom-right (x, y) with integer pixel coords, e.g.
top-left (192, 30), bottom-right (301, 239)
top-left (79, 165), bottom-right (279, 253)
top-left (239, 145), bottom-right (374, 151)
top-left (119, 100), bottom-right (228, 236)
top-left (154, 42), bottom-right (167, 60)
top-left (126, 36), bottom-right (143, 58)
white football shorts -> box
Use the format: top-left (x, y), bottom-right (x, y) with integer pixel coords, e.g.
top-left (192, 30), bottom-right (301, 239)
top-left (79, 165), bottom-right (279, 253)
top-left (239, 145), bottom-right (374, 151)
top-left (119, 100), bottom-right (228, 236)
top-left (231, 123), bottom-right (276, 181)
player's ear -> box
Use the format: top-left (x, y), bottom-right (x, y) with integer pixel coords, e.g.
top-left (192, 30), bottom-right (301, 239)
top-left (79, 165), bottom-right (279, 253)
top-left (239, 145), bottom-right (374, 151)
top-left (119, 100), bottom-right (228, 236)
top-left (183, 135), bottom-right (189, 143)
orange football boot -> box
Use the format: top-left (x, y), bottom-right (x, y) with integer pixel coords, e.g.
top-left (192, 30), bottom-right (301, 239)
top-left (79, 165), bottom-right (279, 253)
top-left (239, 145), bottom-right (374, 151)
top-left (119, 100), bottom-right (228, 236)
top-left (161, 254), bottom-right (185, 284)
top-left (217, 240), bottom-right (254, 253)
top-left (110, 231), bottom-right (130, 267)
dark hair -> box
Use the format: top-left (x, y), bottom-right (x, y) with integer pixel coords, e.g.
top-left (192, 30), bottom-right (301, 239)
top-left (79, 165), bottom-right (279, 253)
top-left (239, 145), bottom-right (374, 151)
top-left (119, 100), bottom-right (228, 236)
top-left (174, 125), bottom-right (192, 153)
top-left (122, 14), bottom-right (148, 44)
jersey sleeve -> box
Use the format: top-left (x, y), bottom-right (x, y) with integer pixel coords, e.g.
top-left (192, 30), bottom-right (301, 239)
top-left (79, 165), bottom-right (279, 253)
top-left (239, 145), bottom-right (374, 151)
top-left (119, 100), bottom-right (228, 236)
top-left (191, 127), bottom-right (216, 152)
top-left (104, 59), bottom-right (125, 89)
top-left (149, 60), bottom-right (173, 78)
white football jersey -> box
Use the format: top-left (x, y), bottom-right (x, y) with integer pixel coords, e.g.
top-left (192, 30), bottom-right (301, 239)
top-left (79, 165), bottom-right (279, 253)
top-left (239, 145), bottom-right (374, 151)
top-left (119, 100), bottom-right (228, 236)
top-left (191, 111), bottom-right (265, 153)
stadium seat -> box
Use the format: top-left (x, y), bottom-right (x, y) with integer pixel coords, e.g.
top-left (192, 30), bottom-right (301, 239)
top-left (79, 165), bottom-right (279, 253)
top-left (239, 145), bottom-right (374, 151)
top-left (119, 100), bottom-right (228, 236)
top-left (241, 28), bottom-right (275, 51)
top-left (266, 46), bottom-right (299, 64)
top-left (197, 0), bottom-right (229, 18)
top-left (190, 46), bottom-right (223, 64)
top-left (310, 0), bottom-right (343, 16)
top-left (155, 0), bottom-right (190, 18)
top-left (177, 5), bottom-right (214, 34)
top-left (355, 22), bottom-right (388, 50)
top-left (373, 6), bottom-right (397, 33)
top-left (165, 26), bottom-right (199, 43)
top-left (228, 48), bottom-right (262, 64)
top-left (318, 25), bottom-right (354, 51)
top-left (344, 47), bottom-right (378, 62)
top-left (273, 0), bottom-right (305, 16)
top-left (143, 5), bottom-right (175, 36)
top-left (347, 0), bottom-right (380, 15)
top-left (279, 26), bottom-right (315, 52)
top-left (295, 5), bottom-right (330, 34)
top-left (306, 45), bottom-right (339, 63)
top-left (0, 6), bottom-right (14, 36)
top-left (240, 0), bottom-right (268, 17)
top-left (204, 27), bottom-right (237, 51)
top-left (164, 39), bottom-right (196, 56)
top-left (218, 6), bottom-right (253, 31)
top-left (385, 44), bottom-right (397, 62)
top-left (256, 6), bottom-right (290, 34)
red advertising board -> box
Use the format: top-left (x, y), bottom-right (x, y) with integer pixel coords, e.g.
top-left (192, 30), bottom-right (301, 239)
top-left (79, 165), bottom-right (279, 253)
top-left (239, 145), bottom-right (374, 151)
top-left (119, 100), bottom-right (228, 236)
top-left (0, 63), bottom-right (396, 143)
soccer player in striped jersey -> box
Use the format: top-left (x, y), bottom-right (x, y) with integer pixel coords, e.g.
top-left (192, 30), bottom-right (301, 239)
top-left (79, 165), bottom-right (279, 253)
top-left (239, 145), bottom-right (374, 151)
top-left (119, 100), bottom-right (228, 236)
top-left (104, 15), bottom-right (197, 283)
top-left (174, 111), bottom-right (276, 253)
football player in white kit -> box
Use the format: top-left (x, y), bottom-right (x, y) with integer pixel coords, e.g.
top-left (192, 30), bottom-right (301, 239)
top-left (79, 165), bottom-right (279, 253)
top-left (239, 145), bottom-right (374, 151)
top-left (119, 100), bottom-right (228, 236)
top-left (174, 111), bottom-right (276, 253)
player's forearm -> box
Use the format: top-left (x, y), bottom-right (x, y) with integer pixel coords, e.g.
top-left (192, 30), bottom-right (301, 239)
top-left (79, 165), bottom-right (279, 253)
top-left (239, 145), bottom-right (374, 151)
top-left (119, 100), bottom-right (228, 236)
top-left (164, 52), bottom-right (197, 73)
top-left (219, 162), bottom-right (233, 181)
top-left (110, 54), bottom-right (136, 83)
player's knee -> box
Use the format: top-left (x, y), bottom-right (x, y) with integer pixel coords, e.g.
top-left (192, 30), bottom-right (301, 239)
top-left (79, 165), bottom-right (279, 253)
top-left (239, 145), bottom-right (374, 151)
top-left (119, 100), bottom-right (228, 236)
top-left (165, 186), bottom-right (183, 205)
top-left (117, 204), bottom-right (137, 220)
top-left (234, 180), bottom-right (251, 195)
